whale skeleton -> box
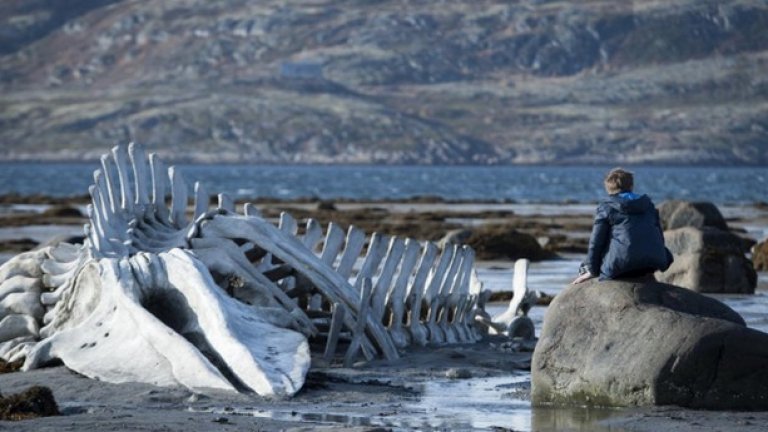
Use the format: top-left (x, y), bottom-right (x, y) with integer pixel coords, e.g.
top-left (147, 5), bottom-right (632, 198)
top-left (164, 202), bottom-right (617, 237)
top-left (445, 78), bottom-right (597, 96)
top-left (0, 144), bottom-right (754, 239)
top-left (0, 143), bottom-right (529, 396)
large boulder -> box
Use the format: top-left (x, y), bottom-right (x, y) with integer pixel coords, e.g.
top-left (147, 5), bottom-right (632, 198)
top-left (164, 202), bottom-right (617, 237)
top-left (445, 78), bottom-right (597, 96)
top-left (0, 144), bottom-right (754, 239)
top-left (658, 227), bottom-right (757, 294)
top-left (658, 200), bottom-right (728, 231)
top-left (532, 278), bottom-right (768, 409)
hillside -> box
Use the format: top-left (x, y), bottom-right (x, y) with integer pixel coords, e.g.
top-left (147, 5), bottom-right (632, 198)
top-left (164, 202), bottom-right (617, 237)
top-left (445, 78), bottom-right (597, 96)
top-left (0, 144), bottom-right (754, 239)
top-left (1, 0), bottom-right (767, 164)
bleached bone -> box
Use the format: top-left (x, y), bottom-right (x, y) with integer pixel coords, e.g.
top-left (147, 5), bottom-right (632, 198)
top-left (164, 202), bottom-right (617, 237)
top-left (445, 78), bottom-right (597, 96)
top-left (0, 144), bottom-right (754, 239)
top-left (0, 143), bottom-right (518, 397)
top-left (198, 215), bottom-right (394, 361)
top-left (405, 242), bottom-right (438, 346)
top-left (384, 238), bottom-right (421, 348)
top-left (491, 259), bottom-right (535, 340)
top-left (425, 244), bottom-right (458, 344)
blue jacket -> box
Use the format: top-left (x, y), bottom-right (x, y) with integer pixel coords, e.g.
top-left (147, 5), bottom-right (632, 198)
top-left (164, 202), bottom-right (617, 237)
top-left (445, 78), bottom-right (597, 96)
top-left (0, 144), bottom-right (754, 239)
top-left (586, 193), bottom-right (673, 279)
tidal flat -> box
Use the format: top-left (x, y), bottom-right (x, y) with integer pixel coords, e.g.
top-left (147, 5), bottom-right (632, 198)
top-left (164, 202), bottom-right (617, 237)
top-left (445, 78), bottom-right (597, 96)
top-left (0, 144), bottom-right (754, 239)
top-left (1, 198), bottom-right (767, 431)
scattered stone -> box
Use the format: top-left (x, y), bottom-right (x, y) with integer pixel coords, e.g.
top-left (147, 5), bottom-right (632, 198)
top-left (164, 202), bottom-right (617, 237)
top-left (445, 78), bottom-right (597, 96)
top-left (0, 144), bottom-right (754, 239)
top-left (316, 200), bottom-right (337, 211)
top-left (658, 227), bottom-right (757, 293)
top-left (41, 205), bottom-right (83, 218)
top-left (0, 238), bottom-right (38, 253)
top-left (488, 290), bottom-right (514, 302)
top-left (658, 200), bottom-right (728, 231)
top-left (445, 368), bottom-right (472, 379)
top-left (533, 279), bottom-right (768, 409)
top-left (0, 386), bottom-right (60, 421)
top-left (543, 236), bottom-right (589, 254)
top-left (0, 358), bottom-right (24, 373)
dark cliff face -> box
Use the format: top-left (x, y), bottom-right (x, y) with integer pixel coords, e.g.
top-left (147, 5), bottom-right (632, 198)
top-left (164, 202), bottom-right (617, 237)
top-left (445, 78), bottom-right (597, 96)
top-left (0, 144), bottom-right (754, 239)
top-left (0, 0), bottom-right (766, 164)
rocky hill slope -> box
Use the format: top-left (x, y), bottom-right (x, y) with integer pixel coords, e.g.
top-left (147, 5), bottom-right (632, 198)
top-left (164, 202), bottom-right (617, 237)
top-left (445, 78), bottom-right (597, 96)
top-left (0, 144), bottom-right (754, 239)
top-left (1, 0), bottom-right (766, 164)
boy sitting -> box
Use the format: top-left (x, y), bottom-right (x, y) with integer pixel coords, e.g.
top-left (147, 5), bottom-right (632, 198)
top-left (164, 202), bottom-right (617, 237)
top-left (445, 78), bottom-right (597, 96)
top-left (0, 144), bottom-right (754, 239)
top-left (572, 168), bottom-right (673, 284)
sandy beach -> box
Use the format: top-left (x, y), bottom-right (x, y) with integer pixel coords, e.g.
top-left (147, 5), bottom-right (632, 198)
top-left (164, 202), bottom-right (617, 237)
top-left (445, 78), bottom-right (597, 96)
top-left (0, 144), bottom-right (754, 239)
top-left (1, 198), bottom-right (767, 431)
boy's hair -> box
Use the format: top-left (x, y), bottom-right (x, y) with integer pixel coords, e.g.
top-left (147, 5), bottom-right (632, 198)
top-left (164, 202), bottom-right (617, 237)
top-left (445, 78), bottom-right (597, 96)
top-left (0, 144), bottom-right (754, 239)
top-left (604, 168), bottom-right (634, 194)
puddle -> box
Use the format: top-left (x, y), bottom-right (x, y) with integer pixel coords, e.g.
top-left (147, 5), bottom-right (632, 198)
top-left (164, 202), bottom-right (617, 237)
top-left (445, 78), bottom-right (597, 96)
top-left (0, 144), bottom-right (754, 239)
top-left (532, 406), bottom-right (634, 432)
top-left (404, 375), bottom-right (532, 430)
top-left (194, 375), bottom-right (634, 431)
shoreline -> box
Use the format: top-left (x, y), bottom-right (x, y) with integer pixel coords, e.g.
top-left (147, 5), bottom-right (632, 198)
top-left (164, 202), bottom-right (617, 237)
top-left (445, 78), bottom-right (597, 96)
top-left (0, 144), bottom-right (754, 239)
top-left (1, 192), bottom-right (767, 206)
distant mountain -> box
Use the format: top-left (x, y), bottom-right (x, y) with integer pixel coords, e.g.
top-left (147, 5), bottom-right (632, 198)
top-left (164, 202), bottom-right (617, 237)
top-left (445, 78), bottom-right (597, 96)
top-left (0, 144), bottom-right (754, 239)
top-left (1, 0), bottom-right (767, 164)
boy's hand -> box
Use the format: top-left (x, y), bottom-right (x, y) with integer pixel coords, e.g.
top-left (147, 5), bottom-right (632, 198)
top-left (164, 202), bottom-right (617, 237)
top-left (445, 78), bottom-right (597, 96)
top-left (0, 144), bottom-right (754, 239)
top-left (571, 272), bottom-right (595, 284)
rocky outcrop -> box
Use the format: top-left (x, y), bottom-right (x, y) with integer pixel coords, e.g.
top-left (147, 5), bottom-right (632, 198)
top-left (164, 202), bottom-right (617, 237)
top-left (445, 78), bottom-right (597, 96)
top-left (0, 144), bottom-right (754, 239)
top-left (440, 225), bottom-right (555, 261)
top-left (655, 200), bottom-right (757, 293)
top-left (658, 200), bottom-right (728, 231)
top-left (532, 278), bottom-right (768, 409)
top-left (658, 227), bottom-right (757, 294)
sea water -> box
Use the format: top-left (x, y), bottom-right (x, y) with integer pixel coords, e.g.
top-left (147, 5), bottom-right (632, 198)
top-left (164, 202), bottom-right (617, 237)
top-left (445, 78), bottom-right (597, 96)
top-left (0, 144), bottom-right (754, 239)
top-left (1, 163), bottom-right (765, 204)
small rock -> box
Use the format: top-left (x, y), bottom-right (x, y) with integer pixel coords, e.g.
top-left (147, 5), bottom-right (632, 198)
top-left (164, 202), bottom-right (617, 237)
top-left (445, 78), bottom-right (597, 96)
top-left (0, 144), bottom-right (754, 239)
top-left (445, 368), bottom-right (472, 379)
top-left (0, 358), bottom-right (24, 374)
top-left (212, 416), bottom-right (229, 424)
top-left (316, 200), bottom-right (337, 211)
top-left (42, 205), bottom-right (83, 218)
top-left (0, 386), bottom-right (60, 421)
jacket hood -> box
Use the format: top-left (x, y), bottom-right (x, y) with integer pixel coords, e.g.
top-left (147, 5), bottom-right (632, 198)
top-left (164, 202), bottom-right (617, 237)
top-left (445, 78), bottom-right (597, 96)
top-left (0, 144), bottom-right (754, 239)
top-left (605, 193), bottom-right (654, 214)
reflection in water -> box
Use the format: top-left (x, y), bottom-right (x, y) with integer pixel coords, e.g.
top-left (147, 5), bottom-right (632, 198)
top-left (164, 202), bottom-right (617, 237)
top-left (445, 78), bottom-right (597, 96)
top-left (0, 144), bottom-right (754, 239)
top-left (197, 376), bottom-right (635, 431)
top-left (409, 375), bottom-right (531, 430)
top-left (532, 406), bottom-right (632, 432)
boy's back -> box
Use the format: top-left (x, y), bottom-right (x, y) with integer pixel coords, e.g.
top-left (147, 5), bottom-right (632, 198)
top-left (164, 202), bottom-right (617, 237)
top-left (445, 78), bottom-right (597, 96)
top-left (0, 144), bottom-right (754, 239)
top-left (575, 168), bottom-right (673, 284)
top-left (591, 192), bottom-right (670, 279)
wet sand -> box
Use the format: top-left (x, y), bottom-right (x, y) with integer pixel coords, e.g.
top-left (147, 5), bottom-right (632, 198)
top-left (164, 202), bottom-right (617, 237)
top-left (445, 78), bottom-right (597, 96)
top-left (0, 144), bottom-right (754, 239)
top-left (4, 352), bottom-right (768, 432)
top-left (1, 197), bottom-right (767, 431)
top-left (0, 342), bottom-right (535, 432)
